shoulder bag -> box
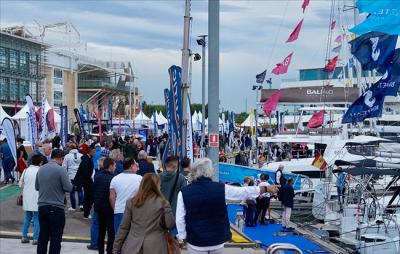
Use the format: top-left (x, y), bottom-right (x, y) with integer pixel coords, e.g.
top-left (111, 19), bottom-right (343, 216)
top-left (161, 200), bottom-right (181, 254)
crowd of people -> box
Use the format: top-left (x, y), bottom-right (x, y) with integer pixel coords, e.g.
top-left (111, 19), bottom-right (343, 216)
top-left (0, 133), bottom-right (280, 254)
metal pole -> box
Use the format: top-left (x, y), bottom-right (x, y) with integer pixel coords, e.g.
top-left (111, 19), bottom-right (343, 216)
top-left (208, 0), bottom-right (219, 181)
top-left (181, 0), bottom-right (192, 160)
top-left (200, 35), bottom-right (207, 149)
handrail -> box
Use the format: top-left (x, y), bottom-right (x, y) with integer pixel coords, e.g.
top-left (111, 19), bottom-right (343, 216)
top-left (266, 243), bottom-right (303, 254)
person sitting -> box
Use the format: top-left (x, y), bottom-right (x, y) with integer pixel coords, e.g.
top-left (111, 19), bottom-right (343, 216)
top-left (137, 150), bottom-right (155, 176)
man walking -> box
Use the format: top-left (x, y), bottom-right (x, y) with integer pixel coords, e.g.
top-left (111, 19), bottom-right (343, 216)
top-left (109, 158), bottom-right (142, 234)
top-left (75, 146), bottom-right (95, 218)
top-left (93, 158), bottom-right (115, 254)
top-left (35, 149), bottom-right (72, 254)
top-left (281, 178), bottom-right (295, 230)
top-left (137, 150), bottom-right (155, 176)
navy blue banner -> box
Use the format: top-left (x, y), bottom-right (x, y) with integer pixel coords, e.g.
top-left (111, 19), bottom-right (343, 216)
top-left (79, 105), bottom-right (87, 139)
top-left (256, 70), bottom-right (267, 84)
top-left (108, 99), bottom-right (113, 122)
top-left (350, 32), bottom-right (397, 71)
top-left (164, 88), bottom-right (176, 156)
top-left (60, 106), bottom-right (68, 148)
top-left (168, 65), bottom-right (182, 156)
top-left (74, 108), bottom-right (85, 139)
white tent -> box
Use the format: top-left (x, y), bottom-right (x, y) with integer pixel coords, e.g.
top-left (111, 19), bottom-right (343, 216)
top-left (12, 100), bottom-right (61, 123)
top-left (156, 111), bottom-right (168, 125)
top-left (134, 111), bottom-right (152, 128)
top-left (0, 105), bottom-right (11, 123)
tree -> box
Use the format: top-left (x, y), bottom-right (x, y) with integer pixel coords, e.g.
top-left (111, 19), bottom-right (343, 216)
top-left (235, 112), bottom-right (248, 125)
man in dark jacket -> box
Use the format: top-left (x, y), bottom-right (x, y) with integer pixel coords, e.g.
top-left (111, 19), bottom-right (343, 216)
top-left (93, 158), bottom-right (115, 254)
top-left (74, 146), bottom-right (95, 218)
top-left (281, 178), bottom-right (295, 230)
top-left (137, 150), bottom-right (155, 176)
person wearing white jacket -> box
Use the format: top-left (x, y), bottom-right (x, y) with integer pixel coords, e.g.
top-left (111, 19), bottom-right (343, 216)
top-left (19, 154), bottom-right (42, 245)
top-left (63, 145), bottom-right (83, 211)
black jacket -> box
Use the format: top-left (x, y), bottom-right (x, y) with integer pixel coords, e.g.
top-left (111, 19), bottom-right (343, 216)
top-left (137, 159), bottom-right (155, 176)
top-left (93, 170), bottom-right (114, 213)
top-left (74, 155), bottom-right (94, 187)
top-left (281, 183), bottom-right (295, 208)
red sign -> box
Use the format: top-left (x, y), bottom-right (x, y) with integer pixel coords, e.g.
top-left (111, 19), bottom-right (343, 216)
top-left (209, 133), bottom-right (219, 147)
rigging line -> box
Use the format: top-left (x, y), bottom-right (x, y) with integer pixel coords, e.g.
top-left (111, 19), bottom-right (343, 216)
top-left (265, 0), bottom-right (289, 72)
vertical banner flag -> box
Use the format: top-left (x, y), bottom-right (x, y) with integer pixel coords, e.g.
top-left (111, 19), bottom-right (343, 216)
top-left (74, 108), bottom-right (85, 139)
top-left (256, 70), bottom-right (267, 84)
top-left (40, 78), bottom-right (47, 141)
top-left (26, 95), bottom-right (37, 146)
top-left (108, 99), bottom-right (113, 123)
top-left (350, 32), bottom-right (398, 71)
top-left (46, 109), bottom-right (56, 133)
top-left (118, 113), bottom-right (122, 136)
top-left (186, 95), bottom-right (193, 163)
top-left (276, 111), bottom-right (280, 133)
top-left (272, 52), bottom-right (294, 75)
top-left (1, 118), bottom-right (17, 164)
top-left (153, 112), bottom-right (157, 136)
top-left (78, 105), bottom-right (87, 139)
top-left (164, 88), bottom-right (176, 155)
top-left (286, 19), bottom-right (304, 43)
top-left (249, 108), bottom-right (255, 136)
top-left (60, 106), bottom-right (68, 148)
top-left (26, 112), bottom-right (32, 145)
top-left (263, 90), bottom-right (281, 116)
top-left (168, 65), bottom-right (182, 156)
top-left (86, 105), bottom-right (90, 135)
top-left (97, 112), bottom-right (102, 144)
top-left (301, 0), bottom-right (310, 13)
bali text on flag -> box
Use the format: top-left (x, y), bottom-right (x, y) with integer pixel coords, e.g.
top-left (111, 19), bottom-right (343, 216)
top-left (272, 52), bottom-right (293, 75)
top-left (312, 153), bottom-right (327, 170)
top-left (286, 19), bottom-right (304, 43)
top-left (262, 90), bottom-right (281, 117)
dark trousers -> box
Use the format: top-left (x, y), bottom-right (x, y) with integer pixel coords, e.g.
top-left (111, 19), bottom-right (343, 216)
top-left (255, 197), bottom-right (270, 224)
top-left (97, 209), bottom-right (115, 254)
top-left (83, 185), bottom-right (93, 217)
top-left (37, 205), bottom-right (66, 254)
top-left (245, 202), bottom-right (257, 227)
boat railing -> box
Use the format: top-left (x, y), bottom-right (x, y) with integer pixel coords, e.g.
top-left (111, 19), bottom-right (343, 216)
top-left (265, 243), bottom-right (303, 254)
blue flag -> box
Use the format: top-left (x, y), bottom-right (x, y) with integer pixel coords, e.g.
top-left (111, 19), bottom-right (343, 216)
top-left (256, 70), bottom-right (267, 84)
top-left (342, 86), bottom-right (385, 124)
top-left (355, 0), bottom-right (395, 13)
top-left (373, 70), bottom-right (400, 97)
top-left (350, 32), bottom-right (397, 71)
top-left (349, 7), bottom-right (400, 35)
top-left (168, 65), bottom-right (183, 157)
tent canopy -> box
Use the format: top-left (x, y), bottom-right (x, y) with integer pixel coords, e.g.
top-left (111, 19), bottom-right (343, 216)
top-left (11, 100), bottom-right (61, 123)
top-left (156, 111), bottom-right (168, 125)
top-left (0, 105), bottom-right (11, 123)
top-left (135, 111), bottom-right (151, 122)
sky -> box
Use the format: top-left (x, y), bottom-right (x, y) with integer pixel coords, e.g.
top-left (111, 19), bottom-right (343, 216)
top-left (0, 0), bottom-right (357, 112)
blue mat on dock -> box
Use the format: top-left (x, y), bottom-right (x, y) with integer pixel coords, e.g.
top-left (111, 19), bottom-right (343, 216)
top-left (227, 204), bottom-right (330, 253)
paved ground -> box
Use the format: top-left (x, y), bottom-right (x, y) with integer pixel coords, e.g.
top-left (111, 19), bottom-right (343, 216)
top-left (0, 238), bottom-right (265, 254)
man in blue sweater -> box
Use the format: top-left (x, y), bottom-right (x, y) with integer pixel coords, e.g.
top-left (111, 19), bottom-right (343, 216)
top-left (281, 178), bottom-right (295, 230)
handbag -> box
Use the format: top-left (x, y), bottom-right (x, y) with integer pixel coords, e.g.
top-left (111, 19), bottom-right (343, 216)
top-left (17, 195), bottom-right (23, 206)
top-left (161, 201), bottom-right (181, 254)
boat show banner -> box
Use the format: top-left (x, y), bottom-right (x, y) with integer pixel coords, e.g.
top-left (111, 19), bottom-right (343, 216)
top-left (60, 106), bottom-right (68, 148)
top-left (1, 118), bottom-right (17, 164)
top-left (74, 108), bottom-right (85, 139)
top-left (26, 95), bottom-right (37, 146)
top-left (261, 86), bottom-right (359, 103)
top-left (168, 65), bottom-right (183, 158)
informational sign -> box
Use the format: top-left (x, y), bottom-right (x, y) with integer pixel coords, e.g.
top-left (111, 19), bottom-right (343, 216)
top-left (209, 133), bottom-right (219, 147)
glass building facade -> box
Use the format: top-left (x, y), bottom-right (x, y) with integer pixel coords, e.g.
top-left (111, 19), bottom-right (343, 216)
top-left (0, 31), bottom-right (46, 111)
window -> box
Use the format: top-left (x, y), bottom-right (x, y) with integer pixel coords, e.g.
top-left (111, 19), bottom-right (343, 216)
top-left (29, 54), bottom-right (38, 75)
top-left (9, 49), bottom-right (18, 70)
top-left (53, 68), bottom-right (63, 85)
top-left (0, 78), bottom-right (9, 101)
top-left (0, 47), bottom-right (8, 68)
top-left (54, 91), bottom-right (63, 107)
top-left (10, 79), bottom-right (18, 101)
top-left (19, 80), bottom-right (29, 101)
top-left (19, 51), bottom-right (29, 72)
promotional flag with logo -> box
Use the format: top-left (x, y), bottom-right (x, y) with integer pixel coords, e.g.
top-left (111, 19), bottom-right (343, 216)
top-left (263, 90), bottom-right (281, 116)
top-left (324, 56), bottom-right (339, 71)
top-left (60, 106), bottom-right (68, 148)
top-left (46, 109), bottom-right (56, 133)
top-left (74, 108), bottom-right (85, 138)
top-left (1, 118), bottom-right (17, 164)
top-left (26, 95), bottom-right (37, 146)
top-left (256, 70), bottom-right (267, 84)
top-left (350, 32), bottom-right (397, 71)
top-left (186, 95), bottom-right (193, 164)
top-left (349, 6), bottom-right (400, 35)
top-left (342, 84), bottom-right (385, 123)
top-left (307, 110), bottom-right (326, 128)
top-left (40, 78), bottom-right (47, 141)
top-left (355, 0), bottom-right (394, 13)
top-left (272, 52), bottom-right (294, 75)
top-left (301, 0), bottom-right (310, 13)
top-left (168, 65), bottom-right (182, 156)
top-left (164, 88), bottom-right (176, 156)
top-left (286, 19), bottom-right (304, 43)
top-left (312, 152), bottom-right (327, 170)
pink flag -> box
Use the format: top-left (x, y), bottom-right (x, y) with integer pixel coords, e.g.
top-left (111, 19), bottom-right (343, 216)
top-left (307, 110), bottom-right (326, 128)
top-left (334, 35), bottom-right (342, 43)
top-left (286, 19), bottom-right (304, 43)
top-left (301, 0), bottom-right (310, 13)
top-left (331, 20), bottom-right (336, 30)
top-left (272, 52), bottom-right (293, 75)
top-left (263, 90), bottom-right (281, 117)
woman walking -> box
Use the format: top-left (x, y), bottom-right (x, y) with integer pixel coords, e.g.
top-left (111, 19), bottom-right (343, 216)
top-left (113, 174), bottom-right (175, 254)
top-left (19, 154), bottom-right (42, 244)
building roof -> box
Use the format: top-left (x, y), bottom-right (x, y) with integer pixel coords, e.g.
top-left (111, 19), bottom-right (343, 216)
top-left (0, 31), bottom-right (49, 48)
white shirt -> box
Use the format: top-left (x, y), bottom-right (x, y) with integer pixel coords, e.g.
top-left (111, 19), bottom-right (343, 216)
top-left (176, 185), bottom-right (261, 251)
top-left (258, 181), bottom-right (271, 198)
top-left (19, 165), bottom-right (40, 211)
top-left (110, 172), bottom-right (142, 214)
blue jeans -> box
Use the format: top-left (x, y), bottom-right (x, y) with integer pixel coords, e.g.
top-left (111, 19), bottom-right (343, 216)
top-left (114, 213), bottom-right (124, 234)
top-left (22, 211), bottom-right (39, 240)
top-left (90, 211), bottom-right (99, 247)
top-left (70, 181), bottom-right (83, 209)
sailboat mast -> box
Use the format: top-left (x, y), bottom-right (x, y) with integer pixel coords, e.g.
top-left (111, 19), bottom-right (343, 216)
top-left (181, 0), bottom-right (191, 159)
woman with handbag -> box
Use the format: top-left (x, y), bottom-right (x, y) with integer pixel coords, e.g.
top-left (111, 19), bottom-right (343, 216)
top-left (19, 154), bottom-right (42, 245)
top-left (113, 174), bottom-right (177, 254)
